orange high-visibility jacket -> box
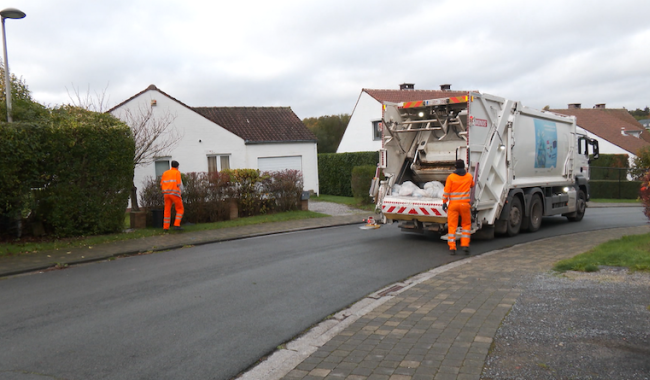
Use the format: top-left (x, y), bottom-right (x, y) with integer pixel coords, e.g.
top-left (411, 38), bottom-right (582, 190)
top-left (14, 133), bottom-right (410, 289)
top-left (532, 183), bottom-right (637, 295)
top-left (442, 172), bottom-right (475, 205)
top-left (160, 168), bottom-right (182, 198)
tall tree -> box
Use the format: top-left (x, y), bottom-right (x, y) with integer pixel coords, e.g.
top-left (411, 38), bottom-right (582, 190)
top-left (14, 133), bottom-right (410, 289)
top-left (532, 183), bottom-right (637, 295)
top-left (69, 86), bottom-right (182, 211)
top-left (303, 114), bottom-right (350, 153)
top-left (0, 65), bottom-right (49, 122)
top-left (112, 103), bottom-right (181, 211)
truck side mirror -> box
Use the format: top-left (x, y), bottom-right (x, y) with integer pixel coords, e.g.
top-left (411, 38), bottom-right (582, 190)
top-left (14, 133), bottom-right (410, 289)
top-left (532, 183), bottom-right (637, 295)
top-left (592, 140), bottom-right (599, 160)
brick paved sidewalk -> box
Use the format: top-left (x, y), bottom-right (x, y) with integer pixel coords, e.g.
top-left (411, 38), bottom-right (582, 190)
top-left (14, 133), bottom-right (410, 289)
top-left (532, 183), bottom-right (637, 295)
top-left (267, 225), bottom-right (649, 380)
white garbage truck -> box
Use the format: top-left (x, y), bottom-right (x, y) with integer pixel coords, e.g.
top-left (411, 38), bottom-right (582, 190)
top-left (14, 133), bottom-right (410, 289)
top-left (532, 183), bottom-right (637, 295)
top-left (369, 92), bottom-right (599, 238)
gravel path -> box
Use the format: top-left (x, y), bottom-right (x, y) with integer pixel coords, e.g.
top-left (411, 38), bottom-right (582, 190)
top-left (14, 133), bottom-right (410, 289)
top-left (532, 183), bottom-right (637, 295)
top-left (308, 200), bottom-right (367, 216)
top-left (482, 268), bottom-right (650, 380)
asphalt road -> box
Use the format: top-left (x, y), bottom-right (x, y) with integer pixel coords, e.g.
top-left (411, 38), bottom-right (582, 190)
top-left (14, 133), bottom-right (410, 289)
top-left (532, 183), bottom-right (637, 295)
top-left (0, 207), bottom-right (646, 380)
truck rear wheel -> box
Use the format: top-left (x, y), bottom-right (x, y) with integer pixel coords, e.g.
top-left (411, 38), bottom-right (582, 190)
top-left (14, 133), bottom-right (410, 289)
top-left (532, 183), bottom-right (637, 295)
top-left (523, 195), bottom-right (543, 232)
top-left (567, 190), bottom-right (586, 222)
top-left (506, 197), bottom-right (523, 236)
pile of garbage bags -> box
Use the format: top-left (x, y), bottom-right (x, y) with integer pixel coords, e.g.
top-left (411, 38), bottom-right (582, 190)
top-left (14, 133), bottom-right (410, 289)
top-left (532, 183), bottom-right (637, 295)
top-left (392, 181), bottom-right (444, 198)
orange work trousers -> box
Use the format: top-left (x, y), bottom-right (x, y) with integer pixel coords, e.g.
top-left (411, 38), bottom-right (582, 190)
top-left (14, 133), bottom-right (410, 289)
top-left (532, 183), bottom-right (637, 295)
top-left (163, 194), bottom-right (184, 229)
top-left (447, 202), bottom-right (471, 250)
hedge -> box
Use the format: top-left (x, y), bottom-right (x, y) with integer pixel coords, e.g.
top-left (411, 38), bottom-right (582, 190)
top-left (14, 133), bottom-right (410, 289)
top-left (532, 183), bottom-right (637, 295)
top-left (318, 152), bottom-right (378, 196)
top-left (351, 165), bottom-right (379, 205)
top-left (0, 106), bottom-right (135, 238)
top-left (588, 180), bottom-right (643, 199)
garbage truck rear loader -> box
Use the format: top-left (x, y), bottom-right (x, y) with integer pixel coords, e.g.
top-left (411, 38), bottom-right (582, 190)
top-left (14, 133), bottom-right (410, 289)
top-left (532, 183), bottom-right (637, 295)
top-left (371, 92), bottom-right (599, 239)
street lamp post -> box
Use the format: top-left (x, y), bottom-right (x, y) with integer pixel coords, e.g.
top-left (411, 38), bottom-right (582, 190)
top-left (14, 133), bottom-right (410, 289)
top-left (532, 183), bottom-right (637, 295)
top-left (1, 7), bottom-right (26, 123)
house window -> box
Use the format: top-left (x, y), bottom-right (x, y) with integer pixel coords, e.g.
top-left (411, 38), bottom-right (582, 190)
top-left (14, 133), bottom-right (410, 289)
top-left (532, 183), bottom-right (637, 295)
top-left (207, 155), bottom-right (231, 173)
top-left (155, 159), bottom-right (170, 178)
top-left (372, 120), bottom-right (383, 141)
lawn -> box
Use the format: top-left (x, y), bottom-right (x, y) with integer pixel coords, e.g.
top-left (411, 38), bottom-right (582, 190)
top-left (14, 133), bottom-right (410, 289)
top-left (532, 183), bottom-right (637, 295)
top-left (1, 210), bottom-right (327, 257)
top-left (554, 232), bottom-right (650, 272)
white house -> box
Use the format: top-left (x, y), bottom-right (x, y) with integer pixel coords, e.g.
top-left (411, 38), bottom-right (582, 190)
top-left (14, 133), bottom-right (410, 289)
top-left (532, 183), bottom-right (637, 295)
top-left (337, 84), bottom-right (468, 153)
top-left (109, 85), bottom-right (319, 204)
top-left (551, 103), bottom-right (650, 167)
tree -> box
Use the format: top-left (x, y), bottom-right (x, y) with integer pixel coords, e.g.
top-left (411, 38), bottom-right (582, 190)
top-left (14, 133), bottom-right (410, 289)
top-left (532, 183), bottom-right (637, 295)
top-left (117, 103), bottom-right (181, 211)
top-left (0, 65), bottom-right (49, 122)
top-left (69, 87), bottom-right (183, 211)
top-left (303, 114), bottom-right (350, 153)
top-left (631, 145), bottom-right (650, 180)
top-left (66, 83), bottom-right (111, 113)
top-left (628, 107), bottom-right (649, 121)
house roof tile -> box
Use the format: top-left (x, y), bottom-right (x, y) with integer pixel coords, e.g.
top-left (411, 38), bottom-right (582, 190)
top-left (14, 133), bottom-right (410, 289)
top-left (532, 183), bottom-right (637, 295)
top-left (192, 106), bottom-right (317, 143)
top-left (550, 108), bottom-right (650, 156)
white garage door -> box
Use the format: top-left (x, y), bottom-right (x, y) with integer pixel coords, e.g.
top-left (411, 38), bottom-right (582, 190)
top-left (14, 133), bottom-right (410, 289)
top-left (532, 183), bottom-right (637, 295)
top-left (258, 156), bottom-right (302, 173)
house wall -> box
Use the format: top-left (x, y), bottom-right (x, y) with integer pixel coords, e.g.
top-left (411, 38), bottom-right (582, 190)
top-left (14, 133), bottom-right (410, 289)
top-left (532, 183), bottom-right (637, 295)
top-left (110, 89), bottom-right (246, 207)
top-left (337, 91), bottom-right (383, 153)
top-left (246, 142), bottom-right (320, 195)
top-left (112, 89), bottom-right (319, 208)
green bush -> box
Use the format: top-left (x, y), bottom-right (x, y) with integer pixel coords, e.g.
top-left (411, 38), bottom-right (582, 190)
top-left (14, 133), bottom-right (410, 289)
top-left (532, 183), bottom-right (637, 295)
top-left (589, 180), bottom-right (643, 199)
top-left (33, 107), bottom-right (134, 237)
top-left (351, 165), bottom-right (378, 205)
top-left (319, 152), bottom-right (378, 196)
top-left (0, 122), bottom-right (47, 220)
top-left (1, 108), bottom-right (134, 238)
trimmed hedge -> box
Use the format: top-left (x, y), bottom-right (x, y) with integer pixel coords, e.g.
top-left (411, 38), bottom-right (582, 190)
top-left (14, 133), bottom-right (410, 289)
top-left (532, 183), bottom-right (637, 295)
top-left (319, 152), bottom-right (378, 196)
top-left (589, 180), bottom-right (643, 199)
top-left (351, 165), bottom-right (379, 205)
top-left (0, 106), bottom-right (135, 238)
top-left (590, 154), bottom-right (629, 180)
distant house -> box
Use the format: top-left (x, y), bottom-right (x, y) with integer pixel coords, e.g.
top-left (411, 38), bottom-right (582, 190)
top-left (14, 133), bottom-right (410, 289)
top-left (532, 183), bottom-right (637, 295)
top-left (337, 84), bottom-right (469, 153)
top-left (109, 85), bottom-right (319, 203)
top-left (551, 103), bottom-right (650, 166)
top-left (639, 118), bottom-right (650, 130)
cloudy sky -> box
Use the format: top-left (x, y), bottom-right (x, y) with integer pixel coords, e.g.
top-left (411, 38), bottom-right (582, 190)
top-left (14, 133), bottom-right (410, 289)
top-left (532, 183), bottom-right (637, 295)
top-left (3, 0), bottom-right (649, 118)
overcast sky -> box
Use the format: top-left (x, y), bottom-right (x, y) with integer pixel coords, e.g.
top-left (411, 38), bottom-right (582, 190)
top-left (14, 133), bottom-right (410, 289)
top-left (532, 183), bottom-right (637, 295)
top-left (3, 0), bottom-right (649, 118)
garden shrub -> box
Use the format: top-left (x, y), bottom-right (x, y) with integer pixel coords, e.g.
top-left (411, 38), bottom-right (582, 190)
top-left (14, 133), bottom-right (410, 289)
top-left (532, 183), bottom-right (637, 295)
top-left (182, 171), bottom-right (231, 223)
top-left (224, 169), bottom-right (265, 217)
top-left (640, 170), bottom-right (650, 222)
top-left (351, 165), bottom-right (378, 205)
top-left (261, 169), bottom-right (304, 212)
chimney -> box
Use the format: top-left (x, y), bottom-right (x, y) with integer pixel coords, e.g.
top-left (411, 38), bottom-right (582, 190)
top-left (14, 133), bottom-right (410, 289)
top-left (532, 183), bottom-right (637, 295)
top-left (568, 103), bottom-right (581, 109)
top-left (594, 104), bottom-right (606, 109)
top-left (399, 83), bottom-right (414, 90)
top-left (440, 84), bottom-right (451, 91)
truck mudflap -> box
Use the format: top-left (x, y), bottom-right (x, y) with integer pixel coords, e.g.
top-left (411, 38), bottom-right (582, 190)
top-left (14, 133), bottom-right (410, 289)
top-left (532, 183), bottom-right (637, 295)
top-left (380, 196), bottom-right (447, 224)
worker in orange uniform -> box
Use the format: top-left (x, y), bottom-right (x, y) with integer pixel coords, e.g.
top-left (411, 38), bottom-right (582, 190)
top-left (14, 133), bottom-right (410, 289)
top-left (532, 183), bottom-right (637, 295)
top-left (442, 159), bottom-right (475, 255)
top-left (160, 160), bottom-right (184, 231)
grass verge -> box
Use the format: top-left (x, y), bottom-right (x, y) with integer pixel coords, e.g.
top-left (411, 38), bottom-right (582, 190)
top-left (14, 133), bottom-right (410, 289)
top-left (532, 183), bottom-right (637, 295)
top-left (589, 198), bottom-right (641, 204)
top-left (1, 210), bottom-right (327, 257)
top-left (553, 232), bottom-right (650, 273)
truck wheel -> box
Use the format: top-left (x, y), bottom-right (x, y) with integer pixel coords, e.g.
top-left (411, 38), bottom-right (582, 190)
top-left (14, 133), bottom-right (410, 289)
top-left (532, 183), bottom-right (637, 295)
top-left (524, 195), bottom-right (543, 232)
top-left (506, 197), bottom-right (522, 237)
top-left (567, 190), bottom-right (586, 222)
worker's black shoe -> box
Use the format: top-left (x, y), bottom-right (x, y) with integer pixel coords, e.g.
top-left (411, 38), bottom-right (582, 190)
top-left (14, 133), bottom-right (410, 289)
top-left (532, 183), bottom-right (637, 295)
top-left (449, 249), bottom-right (457, 256)
top-left (173, 226), bottom-right (183, 231)
top-left (463, 246), bottom-right (470, 255)
top-left (163, 229), bottom-right (169, 233)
